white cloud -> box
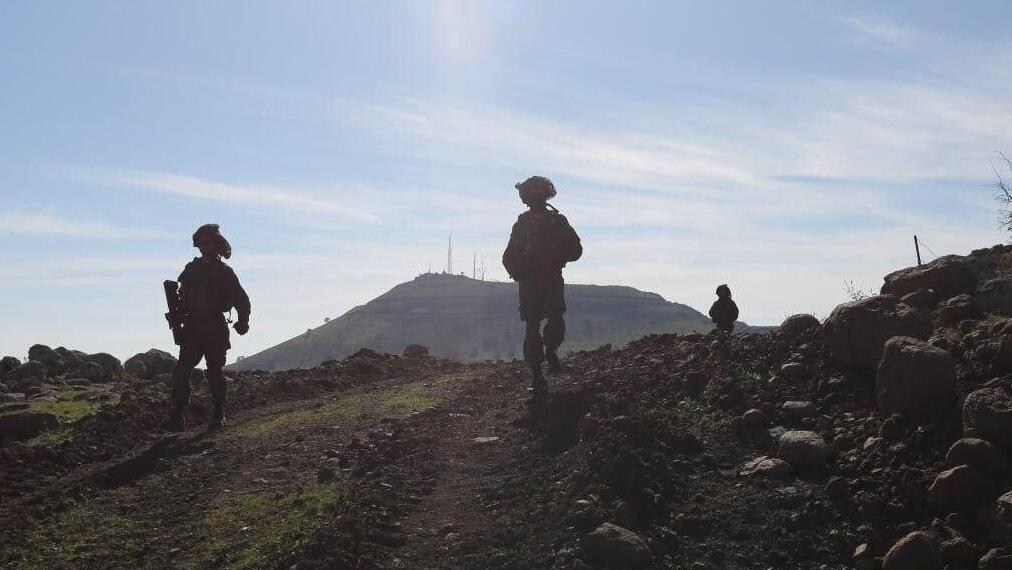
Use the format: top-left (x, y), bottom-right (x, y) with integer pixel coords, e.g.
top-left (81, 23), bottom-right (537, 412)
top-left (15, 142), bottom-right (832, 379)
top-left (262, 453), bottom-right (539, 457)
top-left (840, 16), bottom-right (915, 49)
top-left (0, 212), bottom-right (170, 239)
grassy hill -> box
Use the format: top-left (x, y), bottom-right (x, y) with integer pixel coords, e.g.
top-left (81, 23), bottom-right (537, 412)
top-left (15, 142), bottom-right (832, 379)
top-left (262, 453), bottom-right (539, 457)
top-left (231, 273), bottom-right (760, 371)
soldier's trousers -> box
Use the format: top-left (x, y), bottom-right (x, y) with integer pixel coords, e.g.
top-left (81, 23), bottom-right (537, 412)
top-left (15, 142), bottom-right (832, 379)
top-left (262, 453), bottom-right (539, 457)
top-left (524, 313), bottom-right (566, 367)
top-left (170, 341), bottom-right (227, 410)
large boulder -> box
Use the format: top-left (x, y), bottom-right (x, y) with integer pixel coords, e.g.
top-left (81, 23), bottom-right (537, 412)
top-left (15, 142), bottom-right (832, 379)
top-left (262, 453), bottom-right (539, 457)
top-left (881, 255), bottom-right (989, 299)
top-left (936, 294), bottom-right (976, 325)
top-left (0, 410), bottom-right (59, 440)
top-left (822, 295), bottom-right (932, 371)
top-left (928, 465), bottom-right (990, 513)
top-left (876, 337), bottom-right (956, 420)
top-left (995, 491), bottom-right (1012, 541)
top-left (28, 344), bottom-right (64, 375)
top-left (54, 347), bottom-right (86, 370)
top-left (882, 531), bottom-right (942, 570)
top-left (123, 349), bottom-right (177, 379)
top-left (779, 314), bottom-right (821, 338)
top-left (84, 353), bottom-right (123, 381)
top-left (975, 277), bottom-right (1012, 316)
top-left (68, 361), bottom-right (106, 383)
top-left (581, 522), bottom-right (651, 569)
top-left (5, 360), bottom-right (48, 385)
top-left (944, 438), bottom-right (1011, 476)
top-left (963, 377), bottom-right (1012, 451)
top-left (777, 430), bottom-right (830, 468)
top-left (0, 356), bottom-right (21, 378)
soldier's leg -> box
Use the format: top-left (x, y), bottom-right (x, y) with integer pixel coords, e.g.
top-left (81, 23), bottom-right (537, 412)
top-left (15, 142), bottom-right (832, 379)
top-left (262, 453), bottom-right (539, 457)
top-left (524, 318), bottom-right (545, 367)
top-left (205, 349), bottom-right (227, 428)
top-left (164, 344), bottom-right (204, 430)
top-left (544, 311), bottom-right (566, 371)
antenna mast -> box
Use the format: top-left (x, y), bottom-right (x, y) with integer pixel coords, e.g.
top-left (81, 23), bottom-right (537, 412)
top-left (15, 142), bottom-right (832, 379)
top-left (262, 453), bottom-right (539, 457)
top-left (446, 232), bottom-right (453, 274)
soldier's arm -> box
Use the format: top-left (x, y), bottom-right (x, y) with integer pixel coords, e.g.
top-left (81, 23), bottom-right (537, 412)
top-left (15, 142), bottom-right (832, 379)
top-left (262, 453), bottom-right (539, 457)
top-left (227, 268), bottom-right (251, 324)
top-left (556, 214), bottom-right (583, 262)
top-left (502, 220), bottom-right (523, 280)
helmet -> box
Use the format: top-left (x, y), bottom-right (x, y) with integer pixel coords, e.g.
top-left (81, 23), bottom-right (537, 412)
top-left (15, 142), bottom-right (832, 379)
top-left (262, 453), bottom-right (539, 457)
top-left (515, 175), bottom-right (557, 202)
top-left (716, 284), bottom-right (731, 298)
top-left (192, 224), bottom-right (232, 259)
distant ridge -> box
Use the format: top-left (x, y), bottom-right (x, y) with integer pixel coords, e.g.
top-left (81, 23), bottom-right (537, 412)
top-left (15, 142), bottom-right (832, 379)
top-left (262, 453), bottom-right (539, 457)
top-left (231, 273), bottom-right (765, 371)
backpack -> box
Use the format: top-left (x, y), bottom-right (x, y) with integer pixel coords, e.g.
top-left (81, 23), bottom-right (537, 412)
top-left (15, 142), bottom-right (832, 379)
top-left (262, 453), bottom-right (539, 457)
top-left (504, 206), bottom-right (582, 280)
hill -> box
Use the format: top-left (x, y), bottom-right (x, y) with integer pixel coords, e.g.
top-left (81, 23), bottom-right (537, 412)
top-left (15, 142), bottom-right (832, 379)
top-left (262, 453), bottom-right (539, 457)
top-left (231, 273), bottom-right (765, 371)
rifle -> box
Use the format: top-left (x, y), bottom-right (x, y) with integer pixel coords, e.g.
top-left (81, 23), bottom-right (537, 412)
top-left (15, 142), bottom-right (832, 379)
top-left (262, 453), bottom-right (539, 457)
top-left (164, 280), bottom-right (185, 346)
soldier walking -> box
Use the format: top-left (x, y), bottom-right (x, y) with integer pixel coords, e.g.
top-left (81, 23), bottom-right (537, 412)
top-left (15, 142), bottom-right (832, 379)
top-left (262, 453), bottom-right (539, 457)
top-left (162, 224), bottom-right (251, 432)
top-left (503, 176), bottom-right (582, 392)
top-left (708, 284), bottom-right (739, 333)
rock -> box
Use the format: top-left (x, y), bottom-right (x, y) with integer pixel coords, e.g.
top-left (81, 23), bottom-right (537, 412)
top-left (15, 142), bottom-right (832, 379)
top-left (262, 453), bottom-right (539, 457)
top-left (473, 436), bottom-right (500, 444)
top-left (901, 288), bottom-right (937, 310)
top-left (994, 491), bottom-right (1012, 540)
top-left (777, 430), bottom-right (830, 468)
top-left (779, 362), bottom-right (808, 380)
top-left (0, 356), bottom-right (21, 378)
top-left (0, 410), bottom-right (59, 440)
top-left (976, 277), bottom-right (1012, 316)
top-left (740, 456), bottom-right (791, 479)
top-left (853, 542), bottom-right (876, 570)
top-left (979, 548), bottom-right (1012, 570)
top-left (28, 344), bottom-right (65, 375)
top-left (84, 353), bottom-right (123, 380)
top-left (54, 347), bottom-right (86, 369)
top-left (124, 349), bottom-right (177, 379)
top-left (944, 438), bottom-right (1010, 476)
top-left (782, 400), bottom-right (817, 419)
top-left (779, 314), bottom-right (821, 338)
top-left (928, 465), bottom-right (990, 513)
top-left (69, 362), bottom-right (106, 383)
top-left (939, 537), bottom-right (976, 567)
top-left (881, 531), bottom-right (942, 570)
top-left (5, 361), bottom-right (48, 385)
top-left (568, 500), bottom-right (605, 533)
top-left (937, 294), bottom-right (976, 325)
top-left (581, 522), bottom-right (651, 569)
top-left (963, 377), bottom-right (1012, 451)
top-left (402, 344), bottom-right (430, 359)
top-left (881, 255), bottom-right (988, 299)
top-left (742, 408), bottom-right (767, 427)
top-left (823, 295), bottom-right (932, 371)
top-left (876, 337), bottom-right (956, 420)
top-left (826, 476), bottom-right (850, 500)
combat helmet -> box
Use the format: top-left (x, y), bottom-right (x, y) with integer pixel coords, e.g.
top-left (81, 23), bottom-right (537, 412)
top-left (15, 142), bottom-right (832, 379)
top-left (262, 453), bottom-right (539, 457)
top-left (192, 224), bottom-right (232, 259)
top-left (716, 284), bottom-right (731, 298)
top-left (515, 175), bottom-right (557, 203)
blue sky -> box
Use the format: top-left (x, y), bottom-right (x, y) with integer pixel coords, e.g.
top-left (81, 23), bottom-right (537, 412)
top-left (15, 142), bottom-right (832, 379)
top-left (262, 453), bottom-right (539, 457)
top-left (1, 1), bottom-right (1008, 362)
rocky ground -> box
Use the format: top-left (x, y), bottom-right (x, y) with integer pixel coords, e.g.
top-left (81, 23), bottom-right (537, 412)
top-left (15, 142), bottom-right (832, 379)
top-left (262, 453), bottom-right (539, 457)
top-left (3, 244), bottom-right (1012, 569)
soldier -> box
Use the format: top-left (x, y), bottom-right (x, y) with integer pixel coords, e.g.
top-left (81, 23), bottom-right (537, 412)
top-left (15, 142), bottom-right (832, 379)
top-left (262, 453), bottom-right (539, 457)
top-left (708, 284), bottom-right (739, 333)
top-left (503, 176), bottom-right (582, 392)
top-left (162, 224), bottom-right (251, 432)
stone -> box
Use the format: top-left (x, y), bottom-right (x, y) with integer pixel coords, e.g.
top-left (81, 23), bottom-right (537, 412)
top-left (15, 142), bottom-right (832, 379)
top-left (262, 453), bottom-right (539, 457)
top-left (901, 288), bottom-right (937, 310)
top-left (780, 362), bottom-right (808, 380)
top-left (69, 362), bottom-right (106, 383)
top-left (28, 344), bottom-right (65, 375)
top-left (742, 408), bottom-right (767, 427)
top-left (5, 360), bottom-right (48, 385)
top-left (939, 537), bottom-right (976, 567)
top-left (963, 377), bottom-right (1012, 451)
top-left (823, 295), bottom-right (932, 371)
top-left (777, 430), bottom-right (830, 468)
top-left (881, 255), bottom-right (989, 299)
top-left (782, 400), bottom-right (817, 419)
top-left (84, 353), bottom-right (123, 380)
top-left (0, 410), bottom-right (59, 440)
top-left (54, 347), bottom-right (86, 370)
top-left (979, 548), bottom-right (1012, 570)
top-left (944, 438), bottom-right (1010, 476)
top-left (124, 349), bottom-right (177, 379)
top-left (876, 337), bottom-right (956, 420)
top-left (0, 356), bottom-right (21, 378)
top-left (402, 344), bottom-right (430, 359)
top-left (937, 294), bottom-right (976, 325)
top-left (779, 314), bottom-right (821, 338)
top-left (928, 465), bottom-right (990, 513)
top-left (881, 531), bottom-right (942, 570)
top-left (740, 456), bottom-right (791, 479)
top-left (994, 491), bottom-right (1012, 540)
top-left (976, 277), bottom-right (1012, 316)
top-left (581, 522), bottom-right (651, 569)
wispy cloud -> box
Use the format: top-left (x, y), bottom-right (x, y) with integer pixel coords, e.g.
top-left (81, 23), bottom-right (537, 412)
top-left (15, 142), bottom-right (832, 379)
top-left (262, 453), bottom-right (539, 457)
top-left (81, 169), bottom-right (379, 223)
top-left (0, 212), bottom-right (170, 239)
top-left (840, 16), bottom-right (914, 48)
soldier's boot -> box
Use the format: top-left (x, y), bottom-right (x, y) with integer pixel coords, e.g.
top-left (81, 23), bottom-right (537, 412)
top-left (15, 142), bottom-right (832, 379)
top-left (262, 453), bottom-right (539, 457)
top-left (161, 407), bottom-right (185, 432)
top-left (546, 351), bottom-right (566, 374)
top-left (208, 402), bottom-right (226, 432)
top-left (530, 365), bottom-right (548, 394)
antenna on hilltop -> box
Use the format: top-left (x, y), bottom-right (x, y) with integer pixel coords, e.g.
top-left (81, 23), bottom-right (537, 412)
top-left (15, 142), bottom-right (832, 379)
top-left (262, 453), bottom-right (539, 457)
top-left (446, 232), bottom-right (453, 274)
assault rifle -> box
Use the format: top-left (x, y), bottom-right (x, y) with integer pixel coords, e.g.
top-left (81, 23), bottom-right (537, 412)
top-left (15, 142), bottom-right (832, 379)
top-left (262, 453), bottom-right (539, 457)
top-left (164, 280), bottom-right (185, 346)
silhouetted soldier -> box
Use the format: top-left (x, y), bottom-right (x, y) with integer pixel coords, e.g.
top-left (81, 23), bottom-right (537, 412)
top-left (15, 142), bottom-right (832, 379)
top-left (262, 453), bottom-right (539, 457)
top-left (708, 284), bottom-right (739, 333)
top-left (162, 224), bottom-right (251, 432)
top-left (503, 176), bottom-right (582, 392)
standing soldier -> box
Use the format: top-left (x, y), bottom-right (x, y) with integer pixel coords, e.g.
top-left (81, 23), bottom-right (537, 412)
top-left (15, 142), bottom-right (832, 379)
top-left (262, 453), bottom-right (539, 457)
top-left (503, 176), bottom-right (582, 393)
top-left (162, 224), bottom-right (251, 432)
top-left (708, 284), bottom-right (739, 333)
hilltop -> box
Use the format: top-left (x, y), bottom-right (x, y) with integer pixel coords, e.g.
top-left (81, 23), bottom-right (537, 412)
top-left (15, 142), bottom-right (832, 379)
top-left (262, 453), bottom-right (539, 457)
top-left (231, 273), bottom-right (765, 371)
top-left (3, 243), bottom-right (1012, 569)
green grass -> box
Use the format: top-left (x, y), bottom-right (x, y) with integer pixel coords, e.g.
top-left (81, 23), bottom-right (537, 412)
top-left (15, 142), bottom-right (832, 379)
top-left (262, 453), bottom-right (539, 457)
top-left (24, 426), bottom-right (73, 447)
top-left (0, 387), bottom-right (121, 448)
top-left (198, 487), bottom-right (342, 569)
top-left (235, 383), bottom-right (440, 439)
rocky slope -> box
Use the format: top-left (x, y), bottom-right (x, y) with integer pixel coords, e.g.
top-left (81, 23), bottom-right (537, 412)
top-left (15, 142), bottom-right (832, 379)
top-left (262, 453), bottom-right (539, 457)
top-left (2, 244), bottom-right (1012, 569)
top-left (230, 273), bottom-right (766, 371)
